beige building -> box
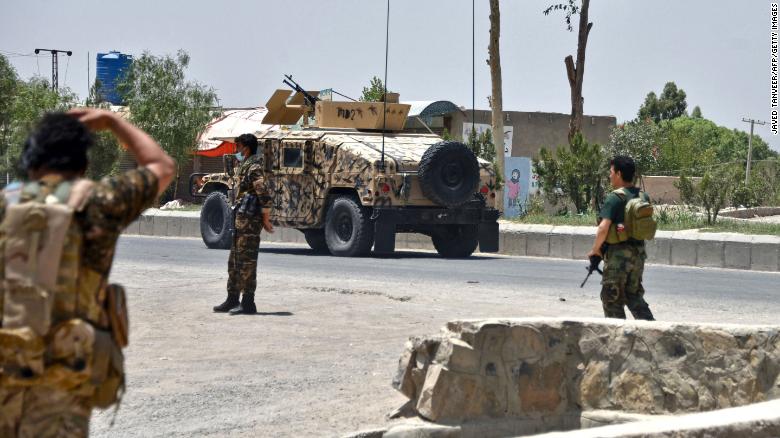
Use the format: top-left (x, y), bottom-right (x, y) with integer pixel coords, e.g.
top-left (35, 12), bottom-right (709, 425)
top-left (404, 102), bottom-right (616, 158)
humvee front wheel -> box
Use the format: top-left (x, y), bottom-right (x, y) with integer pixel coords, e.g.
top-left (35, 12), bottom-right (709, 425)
top-left (324, 197), bottom-right (374, 257)
top-left (200, 192), bottom-right (234, 249)
top-left (302, 229), bottom-right (329, 254)
top-left (431, 225), bottom-right (478, 258)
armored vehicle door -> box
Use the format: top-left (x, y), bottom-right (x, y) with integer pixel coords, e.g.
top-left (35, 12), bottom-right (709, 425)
top-left (271, 140), bottom-right (320, 226)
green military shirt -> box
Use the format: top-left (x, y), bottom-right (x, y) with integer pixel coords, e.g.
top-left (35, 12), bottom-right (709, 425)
top-left (599, 187), bottom-right (650, 245)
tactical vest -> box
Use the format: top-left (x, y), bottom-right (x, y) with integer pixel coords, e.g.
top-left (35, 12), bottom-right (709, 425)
top-left (0, 176), bottom-right (127, 408)
top-left (606, 188), bottom-right (657, 244)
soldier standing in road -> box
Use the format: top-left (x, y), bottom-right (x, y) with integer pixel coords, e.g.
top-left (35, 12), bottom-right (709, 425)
top-left (587, 155), bottom-right (655, 320)
top-left (213, 134), bottom-right (274, 315)
top-left (0, 109), bottom-right (175, 436)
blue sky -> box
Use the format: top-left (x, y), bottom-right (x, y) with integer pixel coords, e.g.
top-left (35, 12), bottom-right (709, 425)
top-left (2, 0), bottom-right (776, 151)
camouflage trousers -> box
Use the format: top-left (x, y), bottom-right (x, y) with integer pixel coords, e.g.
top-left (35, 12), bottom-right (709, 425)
top-left (227, 212), bottom-right (262, 297)
top-left (0, 386), bottom-right (91, 437)
top-left (600, 243), bottom-right (655, 320)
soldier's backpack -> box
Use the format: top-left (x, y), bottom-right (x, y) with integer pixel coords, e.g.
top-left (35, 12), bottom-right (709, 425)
top-left (607, 187), bottom-right (657, 243)
top-left (0, 177), bottom-right (127, 408)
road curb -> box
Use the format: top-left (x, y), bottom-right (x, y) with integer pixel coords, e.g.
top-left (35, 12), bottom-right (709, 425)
top-left (125, 213), bottom-right (780, 272)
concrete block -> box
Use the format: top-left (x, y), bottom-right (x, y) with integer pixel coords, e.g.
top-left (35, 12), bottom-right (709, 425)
top-left (526, 232), bottom-right (550, 257)
top-left (751, 240), bottom-right (780, 272)
top-left (645, 238), bottom-right (671, 265)
top-left (152, 216), bottom-right (169, 237)
top-left (181, 218), bottom-right (201, 238)
top-left (724, 241), bottom-right (751, 270)
top-left (549, 233), bottom-right (573, 259)
top-left (572, 235), bottom-right (593, 259)
top-left (696, 240), bottom-right (724, 268)
top-left (139, 215), bottom-right (155, 236)
top-left (502, 231), bottom-right (527, 256)
top-left (124, 219), bottom-right (140, 236)
top-left (670, 233), bottom-right (698, 266)
top-left (166, 216), bottom-right (183, 237)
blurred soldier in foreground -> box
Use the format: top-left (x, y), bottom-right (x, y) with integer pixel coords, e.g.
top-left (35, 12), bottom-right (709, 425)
top-left (212, 133), bottom-right (273, 315)
top-left (0, 109), bottom-right (174, 436)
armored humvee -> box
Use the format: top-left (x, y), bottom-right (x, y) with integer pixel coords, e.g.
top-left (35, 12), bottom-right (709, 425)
top-left (191, 85), bottom-right (500, 258)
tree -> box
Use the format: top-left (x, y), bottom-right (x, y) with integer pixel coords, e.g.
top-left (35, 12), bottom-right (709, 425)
top-left (467, 128), bottom-right (503, 189)
top-left (533, 133), bottom-right (605, 213)
top-left (638, 82), bottom-right (687, 122)
top-left (605, 120), bottom-right (662, 177)
top-left (488, 0), bottom-right (505, 210)
top-left (119, 50), bottom-right (217, 198)
top-left (2, 77), bottom-right (77, 181)
top-left (544, 0), bottom-right (593, 144)
top-left (84, 82), bottom-right (121, 179)
top-left (676, 165), bottom-right (739, 224)
top-left (360, 76), bottom-right (393, 102)
top-left (691, 105), bottom-right (702, 118)
top-left (0, 55), bottom-right (19, 183)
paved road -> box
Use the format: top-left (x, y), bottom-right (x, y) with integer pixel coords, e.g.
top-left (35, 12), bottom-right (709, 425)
top-left (90, 236), bottom-right (780, 437)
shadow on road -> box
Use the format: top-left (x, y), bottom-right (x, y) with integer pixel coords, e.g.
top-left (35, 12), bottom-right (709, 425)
top-left (258, 246), bottom-right (500, 260)
top-left (229, 311), bottom-right (294, 317)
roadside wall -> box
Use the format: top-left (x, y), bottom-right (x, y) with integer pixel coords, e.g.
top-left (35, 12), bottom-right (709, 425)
top-left (126, 213), bottom-right (780, 272)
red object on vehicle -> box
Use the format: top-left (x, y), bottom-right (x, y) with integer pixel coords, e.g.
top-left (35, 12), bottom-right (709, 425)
top-left (381, 183), bottom-right (391, 193)
top-left (480, 185), bottom-right (489, 194)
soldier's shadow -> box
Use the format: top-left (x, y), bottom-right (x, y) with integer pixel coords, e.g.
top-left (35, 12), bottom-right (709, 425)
top-left (231, 311), bottom-right (294, 317)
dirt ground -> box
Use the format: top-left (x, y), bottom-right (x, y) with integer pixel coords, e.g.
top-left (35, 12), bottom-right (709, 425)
top-left (89, 237), bottom-right (780, 437)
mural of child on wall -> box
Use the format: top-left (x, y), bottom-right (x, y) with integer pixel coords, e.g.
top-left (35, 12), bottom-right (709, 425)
top-left (503, 157), bottom-right (532, 218)
top-left (507, 169), bottom-right (521, 208)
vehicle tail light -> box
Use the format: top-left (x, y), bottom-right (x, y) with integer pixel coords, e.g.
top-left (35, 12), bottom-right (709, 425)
top-left (479, 185), bottom-right (489, 194)
top-left (381, 183), bottom-right (391, 193)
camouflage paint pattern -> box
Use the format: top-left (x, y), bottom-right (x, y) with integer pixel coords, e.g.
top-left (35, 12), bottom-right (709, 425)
top-left (197, 129), bottom-right (498, 229)
top-left (600, 243), bottom-right (655, 320)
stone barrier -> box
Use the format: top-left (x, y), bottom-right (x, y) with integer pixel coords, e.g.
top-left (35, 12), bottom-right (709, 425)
top-left (363, 317), bottom-right (780, 438)
top-left (126, 212), bottom-right (780, 272)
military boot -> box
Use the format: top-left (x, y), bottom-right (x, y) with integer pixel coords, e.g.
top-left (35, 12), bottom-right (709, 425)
top-left (229, 293), bottom-right (257, 315)
top-left (213, 294), bottom-right (239, 313)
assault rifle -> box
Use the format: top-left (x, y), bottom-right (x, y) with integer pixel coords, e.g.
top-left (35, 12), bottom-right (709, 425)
top-left (283, 74), bottom-right (319, 107)
top-left (580, 244), bottom-right (606, 288)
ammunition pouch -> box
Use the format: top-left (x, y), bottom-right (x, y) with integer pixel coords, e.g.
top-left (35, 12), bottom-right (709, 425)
top-left (0, 318), bottom-right (124, 406)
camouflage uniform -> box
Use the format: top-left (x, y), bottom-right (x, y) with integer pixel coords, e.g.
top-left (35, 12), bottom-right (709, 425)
top-left (227, 154), bottom-right (271, 299)
top-left (599, 188), bottom-right (655, 320)
top-left (0, 168), bottom-right (158, 437)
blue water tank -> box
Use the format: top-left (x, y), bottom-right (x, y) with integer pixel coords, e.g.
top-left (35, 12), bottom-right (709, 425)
top-left (95, 51), bottom-right (133, 105)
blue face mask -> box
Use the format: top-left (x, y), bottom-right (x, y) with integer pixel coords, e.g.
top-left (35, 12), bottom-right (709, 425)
top-left (235, 151), bottom-right (245, 162)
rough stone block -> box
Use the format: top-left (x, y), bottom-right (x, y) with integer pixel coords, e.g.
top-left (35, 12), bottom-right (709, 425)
top-left (526, 232), bottom-right (550, 257)
top-left (696, 240), bottom-right (724, 268)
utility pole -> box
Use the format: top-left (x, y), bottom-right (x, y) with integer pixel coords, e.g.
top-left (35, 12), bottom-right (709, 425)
top-left (741, 117), bottom-right (767, 185)
top-left (34, 48), bottom-right (72, 91)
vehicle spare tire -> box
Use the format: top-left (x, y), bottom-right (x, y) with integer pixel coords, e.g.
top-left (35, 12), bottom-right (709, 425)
top-left (418, 141), bottom-right (480, 207)
top-left (200, 192), bottom-right (234, 249)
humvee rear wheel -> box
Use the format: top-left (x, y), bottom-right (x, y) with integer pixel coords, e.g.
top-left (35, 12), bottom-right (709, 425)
top-left (200, 192), bottom-right (234, 250)
top-left (418, 141), bottom-right (480, 207)
top-left (431, 225), bottom-right (478, 258)
top-left (324, 197), bottom-right (374, 257)
top-left (302, 229), bottom-right (329, 254)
